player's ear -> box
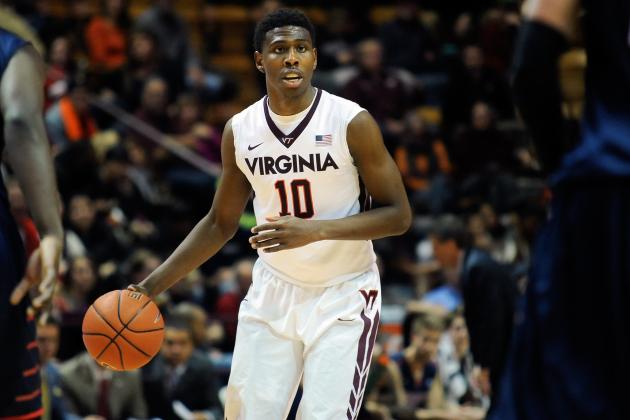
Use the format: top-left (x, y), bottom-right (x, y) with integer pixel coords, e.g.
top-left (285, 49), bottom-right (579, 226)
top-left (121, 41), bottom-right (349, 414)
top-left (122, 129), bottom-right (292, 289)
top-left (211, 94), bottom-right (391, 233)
top-left (254, 51), bottom-right (265, 74)
top-left (312, 47), bottom-right (318, 70)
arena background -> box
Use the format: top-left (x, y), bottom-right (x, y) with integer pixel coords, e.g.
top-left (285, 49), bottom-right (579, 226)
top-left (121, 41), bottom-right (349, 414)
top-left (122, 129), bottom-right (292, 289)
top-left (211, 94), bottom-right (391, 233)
top-left (0, 0), bottom-right (585, 419)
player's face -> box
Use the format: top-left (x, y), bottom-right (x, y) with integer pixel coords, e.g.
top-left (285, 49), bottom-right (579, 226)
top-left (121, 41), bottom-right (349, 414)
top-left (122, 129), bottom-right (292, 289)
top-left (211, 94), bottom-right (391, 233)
top-left (255, 26), bottom-right (317, 98)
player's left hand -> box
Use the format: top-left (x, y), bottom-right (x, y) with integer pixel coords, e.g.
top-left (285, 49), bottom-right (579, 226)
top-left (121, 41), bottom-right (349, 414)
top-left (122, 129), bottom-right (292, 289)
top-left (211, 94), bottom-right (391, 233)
top-left (250, 215), bottom-right (321, 253)
top-left (10, 235), bottom-right (62, 323)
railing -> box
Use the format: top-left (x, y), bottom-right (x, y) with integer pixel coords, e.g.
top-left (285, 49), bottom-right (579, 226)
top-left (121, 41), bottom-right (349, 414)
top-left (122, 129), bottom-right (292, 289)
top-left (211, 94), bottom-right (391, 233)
top-left (89, 97), bottom-right (222, 177)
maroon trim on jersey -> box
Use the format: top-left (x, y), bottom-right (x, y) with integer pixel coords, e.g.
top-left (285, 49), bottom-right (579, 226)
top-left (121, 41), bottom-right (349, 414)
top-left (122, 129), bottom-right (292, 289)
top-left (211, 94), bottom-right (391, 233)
top-left (346, 309), bottom-right (380, 420)
top-left (263, 88), bottom-right (322, 149)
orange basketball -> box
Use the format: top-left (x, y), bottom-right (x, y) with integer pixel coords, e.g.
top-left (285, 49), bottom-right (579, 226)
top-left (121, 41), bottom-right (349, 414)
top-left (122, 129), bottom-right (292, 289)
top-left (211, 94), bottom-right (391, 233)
top-left (82, 289), bottom-right (164, 371)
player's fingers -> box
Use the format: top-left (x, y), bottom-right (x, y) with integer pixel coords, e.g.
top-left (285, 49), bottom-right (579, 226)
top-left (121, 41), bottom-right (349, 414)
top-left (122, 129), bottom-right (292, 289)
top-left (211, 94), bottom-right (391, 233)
top-left (31, 282), bottom-right (53, 309)
top-left (252, 238), bottom-right (281, 249)
top-left (37, 306), bottom-right (52, 326)
top-left (251, 222), bottom-right (280, 233)
top-left (249, 231), bottom-right (285, 243)
top-left (262, 243), bottom-right (286, 253)
top-left (10, 278), bottom-right (32, 305)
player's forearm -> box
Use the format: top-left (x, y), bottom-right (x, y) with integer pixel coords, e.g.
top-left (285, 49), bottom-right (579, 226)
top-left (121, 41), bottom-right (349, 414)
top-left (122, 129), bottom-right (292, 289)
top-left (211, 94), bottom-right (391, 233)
top-left (138, 213), bottom-right (237, 298)
top-left (4, 118), bottom-right (63, 240)
top-left (317, 204), bottom-right (411, 241)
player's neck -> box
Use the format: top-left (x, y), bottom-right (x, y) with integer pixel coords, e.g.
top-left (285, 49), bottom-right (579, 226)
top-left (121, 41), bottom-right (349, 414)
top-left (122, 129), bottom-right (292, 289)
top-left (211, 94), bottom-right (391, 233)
top-left (266, 86), bottom-right (316, 116)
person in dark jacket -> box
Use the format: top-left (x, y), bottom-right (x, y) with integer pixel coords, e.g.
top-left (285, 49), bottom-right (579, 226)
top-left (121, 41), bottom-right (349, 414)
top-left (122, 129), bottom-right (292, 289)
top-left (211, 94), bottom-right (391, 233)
top-left (430, 215), bottom-right (516, 415)
top-left (142, 317), bottom-right (222, 420)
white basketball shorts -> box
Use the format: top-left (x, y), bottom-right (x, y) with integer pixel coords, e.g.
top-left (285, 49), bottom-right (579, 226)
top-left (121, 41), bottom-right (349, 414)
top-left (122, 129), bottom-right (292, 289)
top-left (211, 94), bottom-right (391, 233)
top-left (224, 259), bottom-right (381, 420)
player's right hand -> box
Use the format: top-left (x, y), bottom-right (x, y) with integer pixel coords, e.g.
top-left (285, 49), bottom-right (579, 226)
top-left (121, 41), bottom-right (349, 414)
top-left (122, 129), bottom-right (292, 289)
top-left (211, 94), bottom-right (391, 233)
top-left (9, 235), bottom-right (62, 323)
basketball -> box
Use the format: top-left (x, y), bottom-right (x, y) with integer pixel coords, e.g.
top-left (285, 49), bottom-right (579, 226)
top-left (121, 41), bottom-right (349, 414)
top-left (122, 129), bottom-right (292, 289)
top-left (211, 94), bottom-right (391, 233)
top-left (82, 289), bottom-right (164, 371)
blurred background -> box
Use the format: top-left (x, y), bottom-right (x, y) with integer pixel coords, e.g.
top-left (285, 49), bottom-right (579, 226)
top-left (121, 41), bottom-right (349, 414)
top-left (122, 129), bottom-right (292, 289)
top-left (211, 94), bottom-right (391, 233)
top-left (1, 0), bottom-right (586, 419)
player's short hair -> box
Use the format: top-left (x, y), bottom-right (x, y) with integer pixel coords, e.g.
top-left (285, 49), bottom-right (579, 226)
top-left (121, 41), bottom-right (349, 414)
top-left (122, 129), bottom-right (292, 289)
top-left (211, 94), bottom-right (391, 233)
top-left (253, 8), bottom-right (316, 52)
top-left (431, 214), bottom-right (469, 249)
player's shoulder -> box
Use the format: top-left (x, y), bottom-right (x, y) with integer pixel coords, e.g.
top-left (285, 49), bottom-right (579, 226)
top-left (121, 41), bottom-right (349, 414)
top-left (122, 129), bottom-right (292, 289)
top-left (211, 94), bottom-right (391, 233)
top-left (319, 89), bottom-right (366, 124)
top-left (232, 96), bottom-right (266, 127)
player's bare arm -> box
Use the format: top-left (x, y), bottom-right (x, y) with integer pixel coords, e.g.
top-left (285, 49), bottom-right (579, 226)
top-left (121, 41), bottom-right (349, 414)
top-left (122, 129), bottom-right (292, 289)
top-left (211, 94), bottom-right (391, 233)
top-left (1, 44), bottom-right (63, 316)
top-left (512, 0), bottom-right (581, 173)
top-left (523, 0), bottom-right (580, 37)
top-left (250, 110), bottom-right (412, 253)
top-left (132, 119), bottom-right (252, 298)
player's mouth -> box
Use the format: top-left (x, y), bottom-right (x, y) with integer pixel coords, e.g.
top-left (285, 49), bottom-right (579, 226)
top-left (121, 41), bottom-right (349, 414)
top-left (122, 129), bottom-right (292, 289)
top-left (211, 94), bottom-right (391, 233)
top-left (281, 71), bottom-right (303, 87)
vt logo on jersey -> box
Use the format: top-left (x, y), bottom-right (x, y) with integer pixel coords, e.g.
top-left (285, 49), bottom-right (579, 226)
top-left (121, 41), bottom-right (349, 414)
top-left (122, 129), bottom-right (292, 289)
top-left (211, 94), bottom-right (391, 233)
top-left (245, 153), bottom-right (339, 175)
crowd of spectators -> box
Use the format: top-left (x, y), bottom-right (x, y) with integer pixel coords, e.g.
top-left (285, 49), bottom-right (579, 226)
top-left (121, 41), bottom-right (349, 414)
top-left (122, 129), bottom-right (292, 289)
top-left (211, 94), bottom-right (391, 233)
top-left (3, 0), bottom-right (552, 418)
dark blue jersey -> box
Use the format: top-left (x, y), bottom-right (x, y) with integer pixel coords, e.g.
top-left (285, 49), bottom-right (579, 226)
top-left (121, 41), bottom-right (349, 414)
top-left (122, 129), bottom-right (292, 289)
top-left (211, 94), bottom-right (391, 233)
top-left (554, 0), bottom-right (630, 181)
top-left (0, 28), bottom-right (43, 419)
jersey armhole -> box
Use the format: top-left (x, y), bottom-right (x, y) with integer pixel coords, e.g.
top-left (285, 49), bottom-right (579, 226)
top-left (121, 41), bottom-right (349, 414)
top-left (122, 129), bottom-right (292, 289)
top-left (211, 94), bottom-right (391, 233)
top-left (230, 114), bottom-right (242, 161)
top-left (341, 106), bottom-right (366, 164)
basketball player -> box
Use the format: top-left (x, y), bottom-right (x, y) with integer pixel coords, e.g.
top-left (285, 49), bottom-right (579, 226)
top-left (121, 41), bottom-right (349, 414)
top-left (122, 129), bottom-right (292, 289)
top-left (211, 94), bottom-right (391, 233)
top-left (128, 8), bottom-right (412, 419)
top-left (491, 0), bottom-right (630, 419)
top-left (0, 29), bottom-right (63, 418)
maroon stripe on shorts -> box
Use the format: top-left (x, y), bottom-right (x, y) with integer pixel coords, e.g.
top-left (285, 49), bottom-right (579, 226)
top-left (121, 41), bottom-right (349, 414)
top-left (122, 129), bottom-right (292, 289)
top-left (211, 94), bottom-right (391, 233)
top-left (346, 309), bottom-right (380, 420)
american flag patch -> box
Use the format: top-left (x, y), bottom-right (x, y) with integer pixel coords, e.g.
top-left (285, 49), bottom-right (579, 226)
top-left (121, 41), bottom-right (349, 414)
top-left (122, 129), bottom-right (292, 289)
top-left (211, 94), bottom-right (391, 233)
top-left (315, 134), bottom-right (332, 146)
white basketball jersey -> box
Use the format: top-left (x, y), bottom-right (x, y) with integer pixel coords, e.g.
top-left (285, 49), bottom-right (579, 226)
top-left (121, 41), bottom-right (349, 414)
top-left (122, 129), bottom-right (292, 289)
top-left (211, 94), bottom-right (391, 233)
top-left (232, 88), bottom-right (376, 287)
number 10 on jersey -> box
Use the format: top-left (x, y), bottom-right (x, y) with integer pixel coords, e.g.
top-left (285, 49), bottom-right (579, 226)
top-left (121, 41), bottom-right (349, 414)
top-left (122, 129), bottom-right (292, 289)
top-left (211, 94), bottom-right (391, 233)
top-left (274, 179), bottom-right (314, 218)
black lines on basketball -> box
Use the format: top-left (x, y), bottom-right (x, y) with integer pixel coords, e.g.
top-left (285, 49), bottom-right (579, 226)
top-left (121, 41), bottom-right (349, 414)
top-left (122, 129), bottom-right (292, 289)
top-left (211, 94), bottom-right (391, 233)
top-left (92, 302), bottom-right (152, 358)
top-left (83, 290), bottom-right (165, 370)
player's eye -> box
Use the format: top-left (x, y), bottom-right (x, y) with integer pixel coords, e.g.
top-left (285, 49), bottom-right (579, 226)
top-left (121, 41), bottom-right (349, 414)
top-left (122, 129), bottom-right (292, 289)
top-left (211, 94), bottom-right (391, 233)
top-left (297, 45), bottom-right (307, 53)
top-left (274, 47), bottom-right (285, 53)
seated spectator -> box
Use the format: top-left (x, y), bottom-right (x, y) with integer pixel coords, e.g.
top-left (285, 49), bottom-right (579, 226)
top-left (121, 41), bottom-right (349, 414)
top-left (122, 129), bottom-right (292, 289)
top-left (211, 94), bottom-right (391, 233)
top-left (443, 44), bottom-right (513, 129)
top-left (54, 255), bottom-right (98, 316)
top-left (135, 0), bottom-right (231, 101)
top-left (131, 75), bottom-right (173, 162)
top-left (142, 317), bottom-right (222, 420)
top-left (214, 259), bottom-right (254, 352)
top-left (60, 351), bottom-right (147, 419)
top-left (44, 36), bottom-right (76, 110)
top-left (171, 93), bottom-right (222, 167)
top-left (63, 194), bottom-right (128, 266)
top-left (163, 93), bottom-right (219, 217)
top-left (91, 145), bottom-right (161, 225)
top-left (170, 302), bottom-right (211, 350)
top-left (341, 38), bottom-right (414, 148)
top-left (85, 0), bottom-right (129, 72)
top-left (363, 340), bottom-right (407, 419)
top-left (394, 111), bottom-right (453, 214)
top-left (123, 29), bottom-right (163, 111)
top-left (430, 215), bottom-right (516, 411)
top-left (379, 0), bottom-right (438, 74)
top-left (451, 101), bottom-right (532, 211)
top-left (437, 309), bottom-right (488, 409)
top-left (37, 317), bottom-right (77, 420)
top-left (53, 255), bottom-right (100, 360)
top-left (390, 314), bottom-right (443, 410)
top-left (45, 79), bottom-right (97, 154)
top-left (84, 0), bottom-right (130, 93)
top-left (134, 0), bottom-right (191, 95)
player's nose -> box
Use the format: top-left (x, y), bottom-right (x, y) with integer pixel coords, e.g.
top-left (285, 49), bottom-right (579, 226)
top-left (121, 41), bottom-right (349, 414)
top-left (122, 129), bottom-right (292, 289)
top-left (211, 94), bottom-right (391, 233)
top-left (284, 47), bottom-right (299, 66)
